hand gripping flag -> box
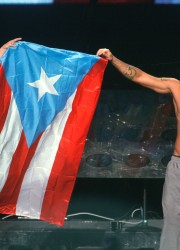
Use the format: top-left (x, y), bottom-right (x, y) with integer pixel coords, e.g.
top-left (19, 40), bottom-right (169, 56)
top-left (0, 41), bottom-right (107, 226)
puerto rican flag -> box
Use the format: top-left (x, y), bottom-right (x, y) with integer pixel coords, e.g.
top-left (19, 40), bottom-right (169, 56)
top-left (0, 41), bottom-right (107, 226)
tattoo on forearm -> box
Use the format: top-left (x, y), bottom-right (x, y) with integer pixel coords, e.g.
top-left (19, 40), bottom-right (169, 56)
top-left (124, 66), bottom-right (137, 80)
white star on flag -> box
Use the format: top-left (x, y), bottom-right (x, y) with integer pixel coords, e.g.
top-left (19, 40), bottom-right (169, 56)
top-left (28, 67), bottom-right (61, 101)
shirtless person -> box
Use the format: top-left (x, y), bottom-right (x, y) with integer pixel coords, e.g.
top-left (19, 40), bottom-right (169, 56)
top-left (97, 48), bottom-right (180, 250)
top-left (0, 38), bottom-right (22, 58)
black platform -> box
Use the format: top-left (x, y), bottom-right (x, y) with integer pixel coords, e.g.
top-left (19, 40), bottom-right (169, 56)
top-left (0, 218), bottom-right (162, 250)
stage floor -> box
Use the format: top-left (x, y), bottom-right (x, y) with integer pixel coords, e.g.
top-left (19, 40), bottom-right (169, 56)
top-left (0, 219), bottom-right (162, 250)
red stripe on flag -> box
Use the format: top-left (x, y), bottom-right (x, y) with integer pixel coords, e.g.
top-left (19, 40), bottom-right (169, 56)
top-left (0, 132), bottom-right (42, 215)
top-left (40, 58), bottom-right (107, 226)
top-left (0, 64), bottom-right (11, 133)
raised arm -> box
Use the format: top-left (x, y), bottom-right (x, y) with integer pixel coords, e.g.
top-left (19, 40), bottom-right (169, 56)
top-left (96, 48), bottom-right (179, 94)
top-left (0, 37), bottom-right (22, 58)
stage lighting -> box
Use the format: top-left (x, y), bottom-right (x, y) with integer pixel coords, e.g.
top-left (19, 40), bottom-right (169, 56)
top-left (0, 0), bottom-right (53, 4)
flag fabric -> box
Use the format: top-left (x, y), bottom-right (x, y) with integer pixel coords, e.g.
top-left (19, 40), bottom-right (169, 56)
top-left (0, 41), bottom-right (107, 226)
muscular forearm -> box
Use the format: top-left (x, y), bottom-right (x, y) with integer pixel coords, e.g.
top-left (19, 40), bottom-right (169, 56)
top-left (96, 48), bottom-right (175, 93)
top-left (111, 55), bottom-right (143, 82)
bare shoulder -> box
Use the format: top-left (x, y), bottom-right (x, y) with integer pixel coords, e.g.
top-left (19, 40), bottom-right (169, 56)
top-left (161, 77), bottom-right (180, 91)
top-left (167, 78), bottom-right (180, 111)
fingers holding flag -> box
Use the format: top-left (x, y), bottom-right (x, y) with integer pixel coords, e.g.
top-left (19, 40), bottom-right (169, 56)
top-left (2, 37), bottom-right (22, 49)
top-left (96, 48), bottom-right (114, 62)
top-left (0, 37), bottom-right (22, 57)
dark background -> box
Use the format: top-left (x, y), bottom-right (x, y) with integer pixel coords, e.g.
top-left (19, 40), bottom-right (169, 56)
top-left (1, 2), bottom-right (180, 90)
top-left (1, 2), bottom-right (179, 221)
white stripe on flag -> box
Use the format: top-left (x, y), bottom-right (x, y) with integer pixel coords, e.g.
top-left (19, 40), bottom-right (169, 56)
top-left (16, 91), bottom-right (76, 219)
top-left (0, 95), bottom-right (23, 191)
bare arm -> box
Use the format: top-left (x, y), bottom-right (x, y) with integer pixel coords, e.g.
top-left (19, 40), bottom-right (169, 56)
top-left (96, 48), bottom-right (179, 94)
top-left (0, 38), bottom-right (22, 58)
